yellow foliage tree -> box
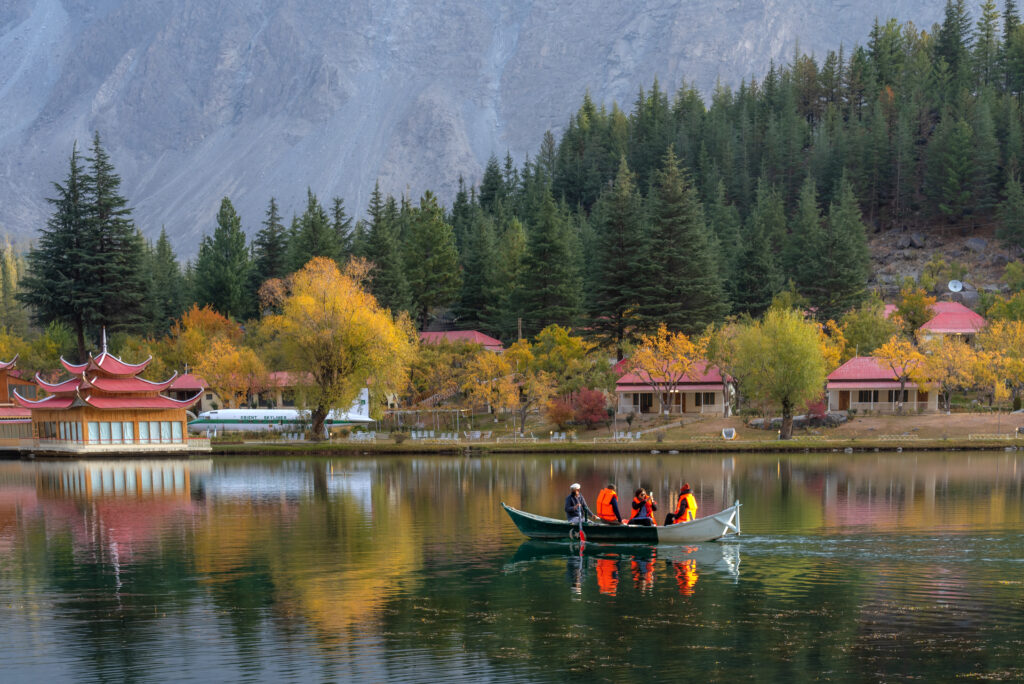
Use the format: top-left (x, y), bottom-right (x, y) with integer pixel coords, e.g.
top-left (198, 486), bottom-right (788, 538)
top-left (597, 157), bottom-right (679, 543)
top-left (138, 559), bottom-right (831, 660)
top-left (733, 307), bottom-right (827, 439)
top-left (165, 304), bottom-right (244, 370)
top-left (630, 324), bottom-right (705, 414)
top-left (872, 335), bottom-right (924, 414)
top-left (818, 320), bottom-right (846, 374)
top-left (260, 257), bottom-right (416, 436)
top-left (703, 321), bottom-right (742, 418)
top-left (195, 338), bottom-right (269, 408)
top-left (462, 350), bottom-right (518, 414)
top-left (894, 285), bottom-right (936, 335)
top-left (503, 339), bottom-right (555, 434)
top-left (918, 335), bottom-right (977, 413)
top-left (978, 320), bottom-right (1024, 407)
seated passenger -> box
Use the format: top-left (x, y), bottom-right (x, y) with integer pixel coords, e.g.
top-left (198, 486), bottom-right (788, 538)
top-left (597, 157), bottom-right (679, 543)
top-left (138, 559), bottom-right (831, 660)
top-left (628, 488), bottom-right (657, 526)
top-left (664, 482), bottom-right (697, 525)
top-left (595, 484), bottom-right (625, 524)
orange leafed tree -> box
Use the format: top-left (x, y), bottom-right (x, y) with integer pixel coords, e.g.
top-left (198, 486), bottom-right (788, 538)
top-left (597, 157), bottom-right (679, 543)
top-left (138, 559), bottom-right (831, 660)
top-left (978, 320), bottom-right (1024, 406)
top-left (167, 304), bottom-right (243, 369)
top-left (919, 335), bottom-right (977, 413)
top-left (195, 338), bottom-right (269, 408)
top-left (630, 324), bottom-right (705, 414)
top-left (872, 335), bottom-right (924, 414)
top-left (260, 257), bottom-right (416, 437)
top-left (462, 351), bottom-right (517, 414)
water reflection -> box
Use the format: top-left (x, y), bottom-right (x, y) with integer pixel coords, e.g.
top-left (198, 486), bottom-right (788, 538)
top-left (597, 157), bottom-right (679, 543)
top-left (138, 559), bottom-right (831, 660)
top-left (0, 452), bottom-right (1021, 681)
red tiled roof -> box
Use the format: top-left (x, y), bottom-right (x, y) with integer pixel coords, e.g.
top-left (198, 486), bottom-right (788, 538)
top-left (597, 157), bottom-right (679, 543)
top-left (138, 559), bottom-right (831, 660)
top-left (267, 370), bottom-right (314, 387)
top-left (883, 304), bottom-right (898, 319)
top-left (0, 406), bottom-right (31, 419)
top-left (60, 352), bottom-right (152, 377)
top-left (827, 357), bottom-right (921, 389)
top-left (87, 373), bottom-right (178, 393)
top-left (919, 310), bottom-right (986, 334)
top-left (12, 392), bottom-right (75, 410)
top-left (615, 360), bottom-right (724, 389)
top-left (83, 392), bottom-right (202, 410)
top-left (617, 382), bottom-right (722, 392)
top-left (0, 355), bottom-right (18, 370)
top-left (419, 330), bottom-right (504, 351)
top-left (34, 374), bottom-right (82, 393)
top-left (170, 373), bottom-right (207, 390)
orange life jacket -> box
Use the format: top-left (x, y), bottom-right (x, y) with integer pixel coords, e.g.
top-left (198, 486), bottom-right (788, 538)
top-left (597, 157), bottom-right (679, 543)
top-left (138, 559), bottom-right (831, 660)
top-left (629, 495), bottom-right (656, 525)
top-left (596, 488), bottom-right (620, 522)
top-left (673, 492), bottom-right (697, 523)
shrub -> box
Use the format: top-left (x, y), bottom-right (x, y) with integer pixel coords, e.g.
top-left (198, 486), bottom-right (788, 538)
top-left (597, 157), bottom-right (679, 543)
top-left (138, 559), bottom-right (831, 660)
top-left (805, 399), bottom-right (827, 420)
top-left (393, 431), bottom-right (408, 444)
top-left (545, 398), bottom-right (575, 429)
top-left (573, 388), bottom-right (608, 428)
top-left (655, 430), bottom-right (666, 443)
top-left (625, 411), bottom-right (636, 427)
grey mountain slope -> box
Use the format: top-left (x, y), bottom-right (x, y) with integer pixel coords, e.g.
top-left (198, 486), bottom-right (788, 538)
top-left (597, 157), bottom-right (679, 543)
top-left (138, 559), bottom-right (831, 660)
top-left (0, 0), bottom-right (942, 255)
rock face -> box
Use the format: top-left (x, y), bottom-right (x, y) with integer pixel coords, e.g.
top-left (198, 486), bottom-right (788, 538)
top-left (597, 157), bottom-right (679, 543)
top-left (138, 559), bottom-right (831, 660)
top-left (0, 0), bottom-right (944, 254)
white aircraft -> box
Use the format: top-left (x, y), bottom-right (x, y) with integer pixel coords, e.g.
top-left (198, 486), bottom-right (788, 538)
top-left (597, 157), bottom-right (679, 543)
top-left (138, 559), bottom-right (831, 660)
top-left (188, 388), bottom-right (372, 433)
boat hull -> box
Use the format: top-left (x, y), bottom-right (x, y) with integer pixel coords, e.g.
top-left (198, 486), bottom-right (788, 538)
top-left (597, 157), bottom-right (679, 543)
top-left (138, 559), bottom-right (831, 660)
top-left (501, 501), bottom-right (741, 544)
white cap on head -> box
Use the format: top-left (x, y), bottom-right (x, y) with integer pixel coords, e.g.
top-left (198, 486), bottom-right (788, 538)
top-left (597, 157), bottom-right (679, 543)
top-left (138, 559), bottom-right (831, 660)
top-left (570, 483), bottom-right (581, 490)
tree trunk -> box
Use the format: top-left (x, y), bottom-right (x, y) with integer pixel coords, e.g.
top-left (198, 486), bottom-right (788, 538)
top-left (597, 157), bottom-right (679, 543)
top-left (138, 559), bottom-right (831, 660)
top-left (721, 380), bottom-right (730, 418)
top-left (897, 377), bottom-right (906, 415)
top-left (311, 406), bottom-right (328, 440)
top-left (780, 398), bottom-right (794, 440)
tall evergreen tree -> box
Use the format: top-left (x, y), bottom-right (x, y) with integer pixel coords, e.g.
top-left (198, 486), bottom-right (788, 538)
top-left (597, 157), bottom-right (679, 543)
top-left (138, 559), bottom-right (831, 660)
top-left (997, 173), bottom-right (1024, 248)
top-left (456, 208), bottom-right (500, 331)
top-left (404, 191), bottom-right (462, 330)
top-left (973, 0), bottom-right (1002, 88)
top-left (585, 157), bottom-right (647, 357)
top-left (194, 197), bottom-right (252, 320)
top-left (706, 179), bottom-right (743, 292)
top-left (514, 188), bottom-right (581, 336)
top-left (479, 155), bottom-right (506, 214)
top-left (732, 218), bottom-right (781, 317)
top-left (146, 228), bottom-right (185, 335)
top-left (331, 196), bottom-right (354, 259)
top-left (782, 176), bottom-right (825, 289)
top-left (251, 197), bottom-right (289, 289)
top-left (972, 94), bottom-right (1002, 213)
top-left (82, 133), bottom-right (148, 336)
top-left (937, 0), bottom-right (974, 94)
top-left (637, 148), bottom-right (728, 335)
top-left (363, 184), bottom-right (411, 313)
top-left (803, 177), bottom-right (872, 321)
top-left (287, 189), bottom-right (340, 271)
top-left (482, 218), bottom-right (528, 339)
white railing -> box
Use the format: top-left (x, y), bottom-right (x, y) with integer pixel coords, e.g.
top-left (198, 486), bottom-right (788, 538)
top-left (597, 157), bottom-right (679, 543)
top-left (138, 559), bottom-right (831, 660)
top-left (845, 401), bottom-right (932, 414)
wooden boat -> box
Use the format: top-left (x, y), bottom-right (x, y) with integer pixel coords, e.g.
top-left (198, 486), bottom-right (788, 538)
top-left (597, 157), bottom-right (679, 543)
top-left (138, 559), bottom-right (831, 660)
top-left (501, 500), bottom-right (741, 544)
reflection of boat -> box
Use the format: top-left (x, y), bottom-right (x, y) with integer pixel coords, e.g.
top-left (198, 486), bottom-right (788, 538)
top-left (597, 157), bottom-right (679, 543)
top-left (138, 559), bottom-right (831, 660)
top-left (501, 501), bottom-right (741, 543)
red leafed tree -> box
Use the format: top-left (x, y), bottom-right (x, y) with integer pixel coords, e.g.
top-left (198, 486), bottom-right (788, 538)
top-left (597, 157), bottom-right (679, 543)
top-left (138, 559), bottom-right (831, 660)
top-left (573, 388), bottom-right (609, 428)
top-left (545, 397), bottom-right (575, 429)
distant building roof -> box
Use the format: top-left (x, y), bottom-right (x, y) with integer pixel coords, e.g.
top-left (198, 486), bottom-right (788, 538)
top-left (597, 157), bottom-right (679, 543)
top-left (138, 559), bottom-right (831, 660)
top-left (170, 373), bottom-right (207, 391)
top-left (827, 356), bottom-right (921, 389)
top-left (267, 371), bottom-right (315, 387)
top-left (0, 355), bottom-right (18, 371)
top-left (616, 360), bottom-right (725, 392)
top-left (884, 300), bottom-right (986, 334)
top-left (419, 330), bottom-right (504, 352)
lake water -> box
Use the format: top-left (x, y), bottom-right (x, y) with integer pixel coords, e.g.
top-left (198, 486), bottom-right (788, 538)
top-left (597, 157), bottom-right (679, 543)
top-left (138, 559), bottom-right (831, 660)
top-left (1, 452), bottom-right (1022, 681)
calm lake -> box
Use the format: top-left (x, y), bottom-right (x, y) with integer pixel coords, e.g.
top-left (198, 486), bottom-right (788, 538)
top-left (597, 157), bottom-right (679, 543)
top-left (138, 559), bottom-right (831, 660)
top-left (1, 452), bottom-right (1022, 681)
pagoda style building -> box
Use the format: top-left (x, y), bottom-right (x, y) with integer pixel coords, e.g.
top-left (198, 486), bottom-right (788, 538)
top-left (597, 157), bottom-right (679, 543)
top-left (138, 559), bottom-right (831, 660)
top-left (0, 356), bottom-right (35, 448)
top-left (10, 339), bottom-right (209, 454)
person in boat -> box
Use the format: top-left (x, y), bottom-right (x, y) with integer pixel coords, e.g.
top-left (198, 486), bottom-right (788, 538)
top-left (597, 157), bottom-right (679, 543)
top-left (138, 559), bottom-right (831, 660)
top-left (595, 484), bottom-right (625, 524)
top-left (564, 483), bottom-right (593, 524)
top-left (627, 488), bottom-right (657, 526)
top-left (664, 482), bottom-right (698, 525)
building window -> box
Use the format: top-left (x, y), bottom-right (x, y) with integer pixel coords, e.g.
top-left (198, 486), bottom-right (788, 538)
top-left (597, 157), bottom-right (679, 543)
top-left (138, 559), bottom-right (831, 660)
top-left (172, 422), bottom-right (183, 443)
top-left (139, 421), bottom-right (150, 444)
top-left (857, 390), bottom-right (879, 403)
top-left (695, 392), bottom-right (716, 407)
top-left (111, 422), bottom-right (123, 444)
top-left (151, 421), bottom-right (161, 442)
top-left (887, 389), bottom-right (909, 403)
top-left (160, 421), bottom-right (172, 442)
top-left (123, 422), bottom-right (134, 443)
top-left (88, 422), bottom-right (99, 443)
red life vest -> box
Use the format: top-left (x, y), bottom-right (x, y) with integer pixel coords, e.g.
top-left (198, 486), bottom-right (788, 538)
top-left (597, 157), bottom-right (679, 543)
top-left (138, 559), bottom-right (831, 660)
top-left (629, 495), bottom-right (656, 524)
top-left (596, 488), bottom-right (620, 522)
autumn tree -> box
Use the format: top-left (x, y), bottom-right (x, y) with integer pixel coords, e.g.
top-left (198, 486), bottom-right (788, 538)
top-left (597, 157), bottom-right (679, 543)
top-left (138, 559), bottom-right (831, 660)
top-left (919, 334), bottom-right (978, 412)
top-left (195, 338), bottom-right (269, 408)
top-left (733, 307), bottom-right (827, 439)
top-left (504, 339), bottom-right (556, 434)
top-left (462, 350), bottom-right (517, 415)
top-left (164, 304), bottom-right (243, 370)
top-left (978, 319), bottom-right (1024, 409)
top-left (630, 324), bottom-right (705, 414)
top-left (839, 295), bottom-right (900, 359)
top-left (895, 284), bottom-right (937, 336)
top-left (872, 335), bottom-right (924, 413)
top-left (261, 257), bottom-right (415, 436)
top-left (703, 320), bottom-right (742, 417)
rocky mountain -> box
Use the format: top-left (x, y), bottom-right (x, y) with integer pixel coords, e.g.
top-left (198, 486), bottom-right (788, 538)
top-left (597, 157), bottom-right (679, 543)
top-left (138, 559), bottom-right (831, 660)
top-left (0, 0), bottom-right (944, 255)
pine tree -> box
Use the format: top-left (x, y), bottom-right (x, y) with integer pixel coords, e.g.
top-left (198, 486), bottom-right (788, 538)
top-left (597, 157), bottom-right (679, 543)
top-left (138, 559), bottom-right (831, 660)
top-left (973, 0), bottom-right (1002, 88)
top-left (479, 155), bottom-right (506, 214)
top-left (82, 133), bottom-right (148, 337)
top-left (194, 197), bottom-right (252, 320)
top-left (972, 94), bottom-right (1001, 213)
top-left (456, 207), bottom-right (500, 331)
top-left (636, 148), bottom-right (728, 335)
top-left (926, 114), bottom-right (975, 221)
top-left (748, 177), bottom-right (788, 250)
top-left (251, 197), bottom-right (289, 289)
top-left (147, 228), bottom-right (185, 335)
top-left (1003, 0), bottom-right (1023, 91)
top-left (782, 176), bottom-right (824, 289)
top-left (997, 173), bottom-right (1024, 248)
top-left (482, 218), bottom-right (528, 339)
top-left (803, 177), bottom-right (871, 321)
top-left (706, 179), bottom-right (743, 290)
top-left (287, 188), bottom-right (340, 271)
top-left (363, 184), bottom-right (411, 313)
top-left (404, 191), bottom-right (462, 330)
top-left (585, 157), bottom-right (647, 357)
top-left (513, 188), bottom-right (581, 336)
top-left (732, 218), bottom-right (781, 317)
top-left (937, 0), bottom-right (974, 94)
top-left (331, 196), bottom-right (353, 259)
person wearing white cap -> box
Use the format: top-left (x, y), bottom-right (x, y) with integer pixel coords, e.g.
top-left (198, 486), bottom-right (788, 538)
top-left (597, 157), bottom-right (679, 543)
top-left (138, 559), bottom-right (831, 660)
top-left (564, 483), bottom-right (593, 524)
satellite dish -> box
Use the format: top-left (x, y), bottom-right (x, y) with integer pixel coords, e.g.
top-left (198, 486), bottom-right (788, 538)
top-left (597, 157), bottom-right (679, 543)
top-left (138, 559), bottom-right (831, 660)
top-left (948, 279), bottom-right (964, 293)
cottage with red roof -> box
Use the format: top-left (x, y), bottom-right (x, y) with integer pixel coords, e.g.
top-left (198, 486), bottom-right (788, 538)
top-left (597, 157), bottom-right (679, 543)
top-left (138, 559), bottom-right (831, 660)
top-left (827, 356), bottom-right (938, 413)
top-left (7, 337), bottom-right (209, 454)
top-left (615, 360), bottom-right (730, 416)
top-left (885, 301), bottom-right (987, 343)
top-left (419, 330), bottom-right (504, 352)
